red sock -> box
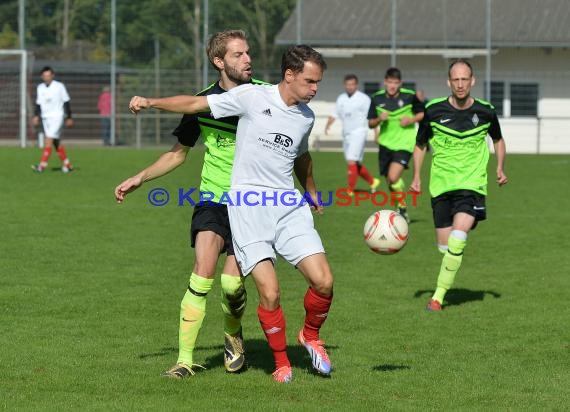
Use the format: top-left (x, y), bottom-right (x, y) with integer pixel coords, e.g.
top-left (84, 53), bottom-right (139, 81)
top-left (257, 305), bottom-right (290, 369)
top-left (40, 147), bottom-right (52, 164)
top-left (302, 287), bottom-right (333, 342)
top-left (57, 145), bottom-right (71, 166)
top-left (357, 164), bottom-right (374, 185)
top-left (347, 164), bottom-right (358, 192)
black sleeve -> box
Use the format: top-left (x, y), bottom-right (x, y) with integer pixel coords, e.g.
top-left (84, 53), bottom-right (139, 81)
top-left (488, 111), bottom-right (503, 142)
top-left (367, 97), bottom-right (377, 120)
top-left (172, 114), bottom-right (201, 147)
top-left (63, 101), bottom-right (72, 119)
top-left (416, 112), bottom-right (432, 148)
top-left (411, 94), bottom-right (425, 114)
top-left (34, 104), bottom-right (41, 116)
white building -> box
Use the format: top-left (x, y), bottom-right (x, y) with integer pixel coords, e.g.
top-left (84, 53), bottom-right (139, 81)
top-left (276, 0), bottom-right (570, 154)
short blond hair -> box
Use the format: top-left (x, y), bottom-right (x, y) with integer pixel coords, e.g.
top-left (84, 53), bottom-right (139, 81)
top-left (206, 30), bottom-right (248, 71)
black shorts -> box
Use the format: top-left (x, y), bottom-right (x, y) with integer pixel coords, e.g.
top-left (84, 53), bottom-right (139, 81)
top-left (190, 202), bottom-right (234, 255)
top-left (431, 190), bottom-right (487, 229)
top-left (378, 145), bottom-right (412, 177)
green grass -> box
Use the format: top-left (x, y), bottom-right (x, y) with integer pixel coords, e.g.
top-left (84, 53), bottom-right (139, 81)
top-left (1, 147), bottom-right (569, 411)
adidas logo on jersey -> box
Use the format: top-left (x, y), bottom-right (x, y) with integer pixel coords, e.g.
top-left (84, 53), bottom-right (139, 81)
top-left (262, 108), bottom-right (272, 116)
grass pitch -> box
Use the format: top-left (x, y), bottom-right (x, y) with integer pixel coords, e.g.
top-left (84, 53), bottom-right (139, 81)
top-left (1, 147), bottom-right (569, 411)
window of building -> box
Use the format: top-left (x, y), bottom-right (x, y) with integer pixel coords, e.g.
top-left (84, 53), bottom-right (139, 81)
top-left (488, 81), bottom-right (504, 116)
top-left (510, 83), bottom-right (538, 117)
top-left (364, 82), bottom-right (380, 95)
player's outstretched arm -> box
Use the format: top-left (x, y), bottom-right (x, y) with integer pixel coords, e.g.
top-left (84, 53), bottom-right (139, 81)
top-left (410, 144), bottom-right (426, 193)
top-left (129, 95), bottom-right (209, 115)
top-left (114, 142), bottom-right (189, 203)
top-left (493, 138), bottom-right (508, 186)
top-left (294, 152), bottom-right (323, 214)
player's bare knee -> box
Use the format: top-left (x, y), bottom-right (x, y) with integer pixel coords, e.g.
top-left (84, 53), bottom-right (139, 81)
top-left (259, 290), bottom-right (280, 310)
top-left (311, 270), bottom-right (334, 297)
top-left (192, 261), bottom-right (217, 278)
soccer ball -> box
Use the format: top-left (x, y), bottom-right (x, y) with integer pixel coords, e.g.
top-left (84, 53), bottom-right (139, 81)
top-left (363, 210), bottom-right (409, 255)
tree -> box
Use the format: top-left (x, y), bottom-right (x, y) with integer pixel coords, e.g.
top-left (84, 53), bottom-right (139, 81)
top-left (211, 0), bottom-right (296, 81)
top-left (0, 23), bottom-right (19, 48)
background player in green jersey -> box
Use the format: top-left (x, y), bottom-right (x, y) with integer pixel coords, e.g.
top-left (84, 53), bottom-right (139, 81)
top-left (368, 67), bottom-right (424, 222)
top-left (114, 30), bottom-right (257, 377)
top-left (410, 59), bottom-right (508, 311)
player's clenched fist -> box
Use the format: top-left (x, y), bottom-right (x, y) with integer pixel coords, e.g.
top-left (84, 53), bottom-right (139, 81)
top-left (129, 96), bottom-right (150, 114)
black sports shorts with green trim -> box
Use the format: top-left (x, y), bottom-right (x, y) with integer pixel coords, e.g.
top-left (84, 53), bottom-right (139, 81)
top-left (378, 144), bottom-right (412, 177)
top-left (431, 189), bottom-right (487, 229)
top-left (190, 202), bottom-right (234, 255)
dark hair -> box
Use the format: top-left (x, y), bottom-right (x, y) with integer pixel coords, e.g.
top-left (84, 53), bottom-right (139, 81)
top-left (40, 66), bottom-right (54, 75)
top-left (448, 59), bottom-right (473, 77)
top-left (206, 30), bottom-right (248, 71)
top-left (281, 45), bottom-right (327, 79)
top-left (344, 74), bottom-right (358, 82)
top-left (384, 67), bottom-right (401, 80)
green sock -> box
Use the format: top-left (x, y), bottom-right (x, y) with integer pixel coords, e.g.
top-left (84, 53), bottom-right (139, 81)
top-left (177, 273), bottom-right (214, 366)
top-left (432, 232), bottom-right (467, 304)
top-left (220, 273), bottom-right (247, 336)
top-left (390, 178), bottom-right (406, 208)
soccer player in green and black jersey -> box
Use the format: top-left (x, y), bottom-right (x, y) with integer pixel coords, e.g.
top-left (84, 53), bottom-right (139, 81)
top-left (115, 30), bottom-right (265, 377)
top-left (410, 59), bottom-right (508, 311)
top-left (368, 67), bottom-right (424, 222)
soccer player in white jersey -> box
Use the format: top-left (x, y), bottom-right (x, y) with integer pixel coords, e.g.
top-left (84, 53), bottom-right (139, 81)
top-left (325, 74), bottom-right (380, 194)
top-left (125, 45), bottom-right (333, 384)
top-left (31, 66), bottom-right (74, 173)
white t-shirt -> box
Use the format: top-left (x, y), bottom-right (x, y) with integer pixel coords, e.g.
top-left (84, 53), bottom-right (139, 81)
top-left (332, 90), bottom-right (371, 135)
top-left (207, 84), bottom-right (313, 191)
top-left (36, 80), bottom-right (70, 118)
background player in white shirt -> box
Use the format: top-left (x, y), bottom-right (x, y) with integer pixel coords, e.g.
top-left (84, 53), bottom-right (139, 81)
top-left (31, 66), bottom-right (74, 173)
top-left (325, 74), bottom-right (380, 194)
top-left (125, 45), bottom-right (334, 384)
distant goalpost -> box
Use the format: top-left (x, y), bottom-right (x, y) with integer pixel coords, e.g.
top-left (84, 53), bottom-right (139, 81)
top-left (0, 49), bottom-right (28, 148)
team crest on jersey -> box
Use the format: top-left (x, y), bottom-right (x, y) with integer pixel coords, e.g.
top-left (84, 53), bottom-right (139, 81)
top-left (398, 99), bottom-right (404, 107)
top-left (472, 113), bottom-right (480, 126)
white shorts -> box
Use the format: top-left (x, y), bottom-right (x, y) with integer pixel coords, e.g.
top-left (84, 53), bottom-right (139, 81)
top-left (228, 188), bottom-right (325, 276)
top-left (342, 128), bottom-right (368, 162)
top-left (41, 116), bottom-right (64, 139)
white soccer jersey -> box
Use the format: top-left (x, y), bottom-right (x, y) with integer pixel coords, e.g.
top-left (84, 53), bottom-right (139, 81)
top-left (36, 80), bottom-right (70, 118)
top-left (207, 84), bottom-right (313, 191)
top-left (332, 90), bottom-right (371, 135)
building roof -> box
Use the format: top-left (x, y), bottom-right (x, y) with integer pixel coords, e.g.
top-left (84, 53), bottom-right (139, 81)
top-left (276, 0), bottom-right (570, 48)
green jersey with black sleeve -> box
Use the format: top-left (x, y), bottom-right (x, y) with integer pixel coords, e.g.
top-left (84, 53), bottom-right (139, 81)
top-left (172, 79), bottom-right (267, 203)
top-left (416, 96), bottom-right (503, 198)
top-left (367, 88), bottom-right (424, 152)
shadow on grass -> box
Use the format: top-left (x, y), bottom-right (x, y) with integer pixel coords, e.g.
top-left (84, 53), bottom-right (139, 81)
top-left (139, 347), bottom-right (178, 360)
top-left (372, 364), bottom-right (411, 372)
top-left (139, 339), bottom-right (339, 377)
top-left (203, 339), bottom-right (339, 376)
top-left (413, 288), bottom-right (501, 308)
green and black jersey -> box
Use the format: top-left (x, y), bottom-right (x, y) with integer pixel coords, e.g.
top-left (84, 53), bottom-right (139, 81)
top-left (367, 88), bottom-right (424, 152)
top-left (416, 96), bottom-right (503, 198)
top-left (172, 78), bottom-right (267, 203)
